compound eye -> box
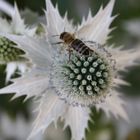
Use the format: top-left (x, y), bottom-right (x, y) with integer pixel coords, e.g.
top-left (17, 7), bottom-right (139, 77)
top-left (60, 32), bottom-right (67, 39)
top-left (60, 34), bottom-right (63, 39)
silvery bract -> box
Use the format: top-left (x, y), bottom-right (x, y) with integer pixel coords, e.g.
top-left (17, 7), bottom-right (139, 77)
top-left (0, 0), bottom-right (140, 140)
top-left (0, 3), bottom-right (36, 82)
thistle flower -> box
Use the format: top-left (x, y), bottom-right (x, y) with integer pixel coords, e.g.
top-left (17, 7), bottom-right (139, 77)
top-left (0, 3), bottom-right (36, 82)
top-left (0, 0), bottom-right (140, 140)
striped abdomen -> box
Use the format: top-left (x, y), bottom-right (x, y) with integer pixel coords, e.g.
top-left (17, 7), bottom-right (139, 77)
top-left (71, 39), bottom-right (93, 55)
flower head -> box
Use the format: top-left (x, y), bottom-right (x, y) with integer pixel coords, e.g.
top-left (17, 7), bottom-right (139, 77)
top-left (52, 44), bottom-right (115, 106)
top-left (0, 0), bottom-right (140, 140)
top-left (0, 3), bottom-right (36, 82)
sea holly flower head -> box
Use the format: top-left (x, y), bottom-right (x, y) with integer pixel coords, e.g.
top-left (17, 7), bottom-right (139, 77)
top-left (52, 44), bottom-right (115, 106)
top-left (0, 0), bottom-right (140, 140)
top-left (0, 2), bottom-right (36, 82)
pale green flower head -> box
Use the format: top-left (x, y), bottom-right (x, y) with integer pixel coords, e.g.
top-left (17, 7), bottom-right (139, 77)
top-left (0, 0), bottom-right (140, 140)
top-left (0, 2), bottom-right (36, 82)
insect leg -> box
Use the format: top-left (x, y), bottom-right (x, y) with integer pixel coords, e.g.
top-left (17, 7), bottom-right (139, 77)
top-left (52, 42), bottom-right (64, 45)
top-left (67, 46), bottom-right (73, 61)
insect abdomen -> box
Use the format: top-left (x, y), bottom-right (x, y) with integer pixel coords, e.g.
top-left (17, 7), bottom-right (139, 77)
top-left (71, 39), bottom-right (93, 55)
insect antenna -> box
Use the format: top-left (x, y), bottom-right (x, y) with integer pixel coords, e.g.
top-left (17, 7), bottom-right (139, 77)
top-left (51, 35), bottom-right (59, 37)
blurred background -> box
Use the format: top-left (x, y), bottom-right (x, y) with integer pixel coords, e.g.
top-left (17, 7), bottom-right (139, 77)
top-left (0, 0), bottom-right (140, 140)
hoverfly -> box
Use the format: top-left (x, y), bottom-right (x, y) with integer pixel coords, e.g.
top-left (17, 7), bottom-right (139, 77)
top-left (59, 32), bottom-right (94, 56)
top-left (53, 31), bottom-right (94, 59)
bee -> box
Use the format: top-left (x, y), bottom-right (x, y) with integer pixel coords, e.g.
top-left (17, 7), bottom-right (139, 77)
top-left (59, 32), bottom-right (94, 56)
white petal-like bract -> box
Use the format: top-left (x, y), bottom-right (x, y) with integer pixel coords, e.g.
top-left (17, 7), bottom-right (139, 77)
top-left (0, 69), bottom-right (50, 100)
top-left (28, 90), bottom-right (67, 139)
top-left (62, 106), bottom-right (90, 140)
top-left (78, 0), bottom-right (116, 44)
